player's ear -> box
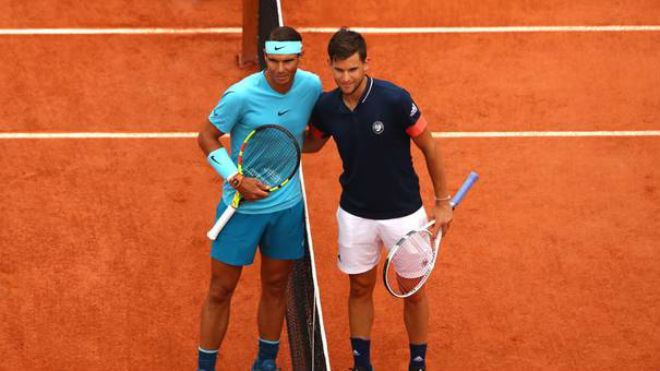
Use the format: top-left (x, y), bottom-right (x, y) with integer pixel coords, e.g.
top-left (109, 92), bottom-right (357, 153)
top-left (363, 57), bottom-right (370, 72)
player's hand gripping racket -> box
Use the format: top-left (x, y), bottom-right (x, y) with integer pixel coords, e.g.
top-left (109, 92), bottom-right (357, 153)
top-left (206, 124), bottom-right (301, 240)
top-left (383, 171), bottom-right (479, 298)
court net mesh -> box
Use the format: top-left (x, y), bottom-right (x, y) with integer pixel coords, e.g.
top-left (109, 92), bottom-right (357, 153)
top-left (256, 1), bottom-right (330, 370)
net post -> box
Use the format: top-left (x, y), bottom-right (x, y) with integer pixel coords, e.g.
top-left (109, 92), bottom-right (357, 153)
top-left (257, 0), bottom-right (281, 68)
top-left (238, 0), bottom-right (258, 68)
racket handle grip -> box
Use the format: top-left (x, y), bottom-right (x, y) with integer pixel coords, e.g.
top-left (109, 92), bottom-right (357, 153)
top-left (207, 205), bottom-right (237, 240)
top-left (450, 171), bottom-right (479, 209)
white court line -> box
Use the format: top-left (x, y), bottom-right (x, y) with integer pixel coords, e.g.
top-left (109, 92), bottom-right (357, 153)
top-left (433, 130), bottom-right (660, 138)
top-left (1, 131), bottom-right (659, 139)
top-left (1, 25), bottom-right (659, 36)
top-left (300, 25), bottom-right (660, 34)
top-left (0, 132), bottom-right (197, 139)
top-left (0, 27), bottom-right (241, 35)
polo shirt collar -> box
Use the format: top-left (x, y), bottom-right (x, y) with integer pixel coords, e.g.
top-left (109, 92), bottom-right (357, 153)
top-left (360, 76), bottom-right (374, 104)
top-left (335, 76), bottom-right (374, 112)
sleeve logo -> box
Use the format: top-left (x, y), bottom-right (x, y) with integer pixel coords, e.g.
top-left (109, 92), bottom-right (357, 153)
top-left (410, 103), bottom-right (418, 117)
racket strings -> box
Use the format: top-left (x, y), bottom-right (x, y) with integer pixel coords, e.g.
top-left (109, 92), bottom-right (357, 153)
top-left (241, 128), bottom-right (300, 187)
top-left (394, 232), bottom-right (434, 277)
top-left (386, 230), bottom-right (435, 295)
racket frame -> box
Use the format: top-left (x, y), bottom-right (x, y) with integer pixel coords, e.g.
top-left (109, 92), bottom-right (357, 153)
top-left (383, 221), bottom-right (442, 298)
top-left (206, 124), bottom-right (301, 240)
top-left (383, 171), bottom-right (479, 298)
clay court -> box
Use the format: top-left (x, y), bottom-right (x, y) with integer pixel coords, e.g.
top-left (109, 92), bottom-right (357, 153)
top-left (1, 1), bottom-right (659, 370)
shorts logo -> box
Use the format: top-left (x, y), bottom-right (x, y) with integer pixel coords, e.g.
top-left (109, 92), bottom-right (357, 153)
top-left (371, 121), bottom-right (384, 135)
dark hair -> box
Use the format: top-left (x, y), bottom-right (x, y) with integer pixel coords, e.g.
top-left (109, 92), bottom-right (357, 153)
top-left (328, 28), bottom-right (367, 62)
top-left (268, 26), bottom-right (302, 42)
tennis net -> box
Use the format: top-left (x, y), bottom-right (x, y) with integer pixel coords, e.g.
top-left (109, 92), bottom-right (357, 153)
top-left (250, 1), bottom-right (331, 370)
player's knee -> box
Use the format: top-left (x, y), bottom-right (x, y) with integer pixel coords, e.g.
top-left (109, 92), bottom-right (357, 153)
top-left (207, 278), bottom-right (237, 304)
top-left (404, 288), bottom-right (427, 304)
top-left (349, 279), bottom-right (375, 299)
top-left (261, 274), bottom-right (289, 298)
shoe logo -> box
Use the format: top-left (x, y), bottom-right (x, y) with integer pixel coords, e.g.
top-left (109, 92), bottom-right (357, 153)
top-left (278, 109), bottom-right (291, 116)
top-left (274, 46), bottom-right (285, 51)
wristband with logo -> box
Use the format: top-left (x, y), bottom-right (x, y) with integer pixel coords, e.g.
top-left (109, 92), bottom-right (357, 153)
top-left (207, 147), bottom-right (238, 180)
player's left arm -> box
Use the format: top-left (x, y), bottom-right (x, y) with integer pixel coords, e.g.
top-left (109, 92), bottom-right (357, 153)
top-left (410, 119), bottom-right (454, 238)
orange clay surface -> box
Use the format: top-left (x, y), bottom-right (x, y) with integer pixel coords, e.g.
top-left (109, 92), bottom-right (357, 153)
top-left (1, 1), bottom-right (659, 370)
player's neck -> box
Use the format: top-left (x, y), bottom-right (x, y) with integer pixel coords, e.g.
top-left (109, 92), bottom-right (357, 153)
top-left (341, 76), bottom-right (368, 111)
top-left (264, 71), bottom-right (295, 94)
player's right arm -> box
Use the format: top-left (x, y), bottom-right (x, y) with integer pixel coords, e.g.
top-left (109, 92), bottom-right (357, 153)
top-left (201, 85), bottom-right (270, 201)
top-left (198, 120), bottom-right (224, 156)
top-left (303, 100), bottom-right (331, 153)
top-left (302, 126), bottom-right (330, 153)
top-left (199, 120), bottom-right (268, 200)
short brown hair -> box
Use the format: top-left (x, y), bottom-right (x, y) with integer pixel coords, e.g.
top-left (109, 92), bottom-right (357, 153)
top-left (328, 28), bottom-right (367, 62)
top-left (268, 26), bottom-right (302, 42)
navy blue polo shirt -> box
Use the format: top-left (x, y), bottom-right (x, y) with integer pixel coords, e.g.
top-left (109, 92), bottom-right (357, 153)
top-left (311, 77), bottom-right (426, 219)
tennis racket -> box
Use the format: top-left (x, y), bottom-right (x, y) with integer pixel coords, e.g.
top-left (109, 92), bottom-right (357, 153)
top-left (383, 171), bottom-right (479, 298)
top-left (206, 124), bottom-right (301, 240)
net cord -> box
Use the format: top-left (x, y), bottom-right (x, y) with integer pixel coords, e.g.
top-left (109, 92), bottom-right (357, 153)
top-left (275, 5), bottom-right (331, 369)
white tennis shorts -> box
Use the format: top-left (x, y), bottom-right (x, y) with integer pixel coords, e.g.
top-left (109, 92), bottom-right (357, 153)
top-left (336, 206), bottom-right (428, 274)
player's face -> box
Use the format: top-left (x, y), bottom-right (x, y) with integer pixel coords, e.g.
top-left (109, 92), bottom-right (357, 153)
top-left (329, 52), bottom-right (368, 96)
top-left (265, 53), bottom-right (300, 86)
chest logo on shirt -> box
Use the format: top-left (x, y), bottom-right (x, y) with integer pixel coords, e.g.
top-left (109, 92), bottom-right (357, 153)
top-left (278, 109), bottom-right (291, 116)
top-left (371, 121), bottom-right (385, 135)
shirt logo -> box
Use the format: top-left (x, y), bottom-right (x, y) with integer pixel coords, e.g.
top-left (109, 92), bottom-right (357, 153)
top-left (410, 103), bottom-right (418, 117)
top-left (278, 109), bottom-right (291, 116)
top-left (372, 121), bottom-right (384, 135)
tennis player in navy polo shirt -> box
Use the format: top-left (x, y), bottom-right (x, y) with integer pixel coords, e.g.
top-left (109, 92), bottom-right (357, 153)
top-left (304, 28), bottom-right (454, 371)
